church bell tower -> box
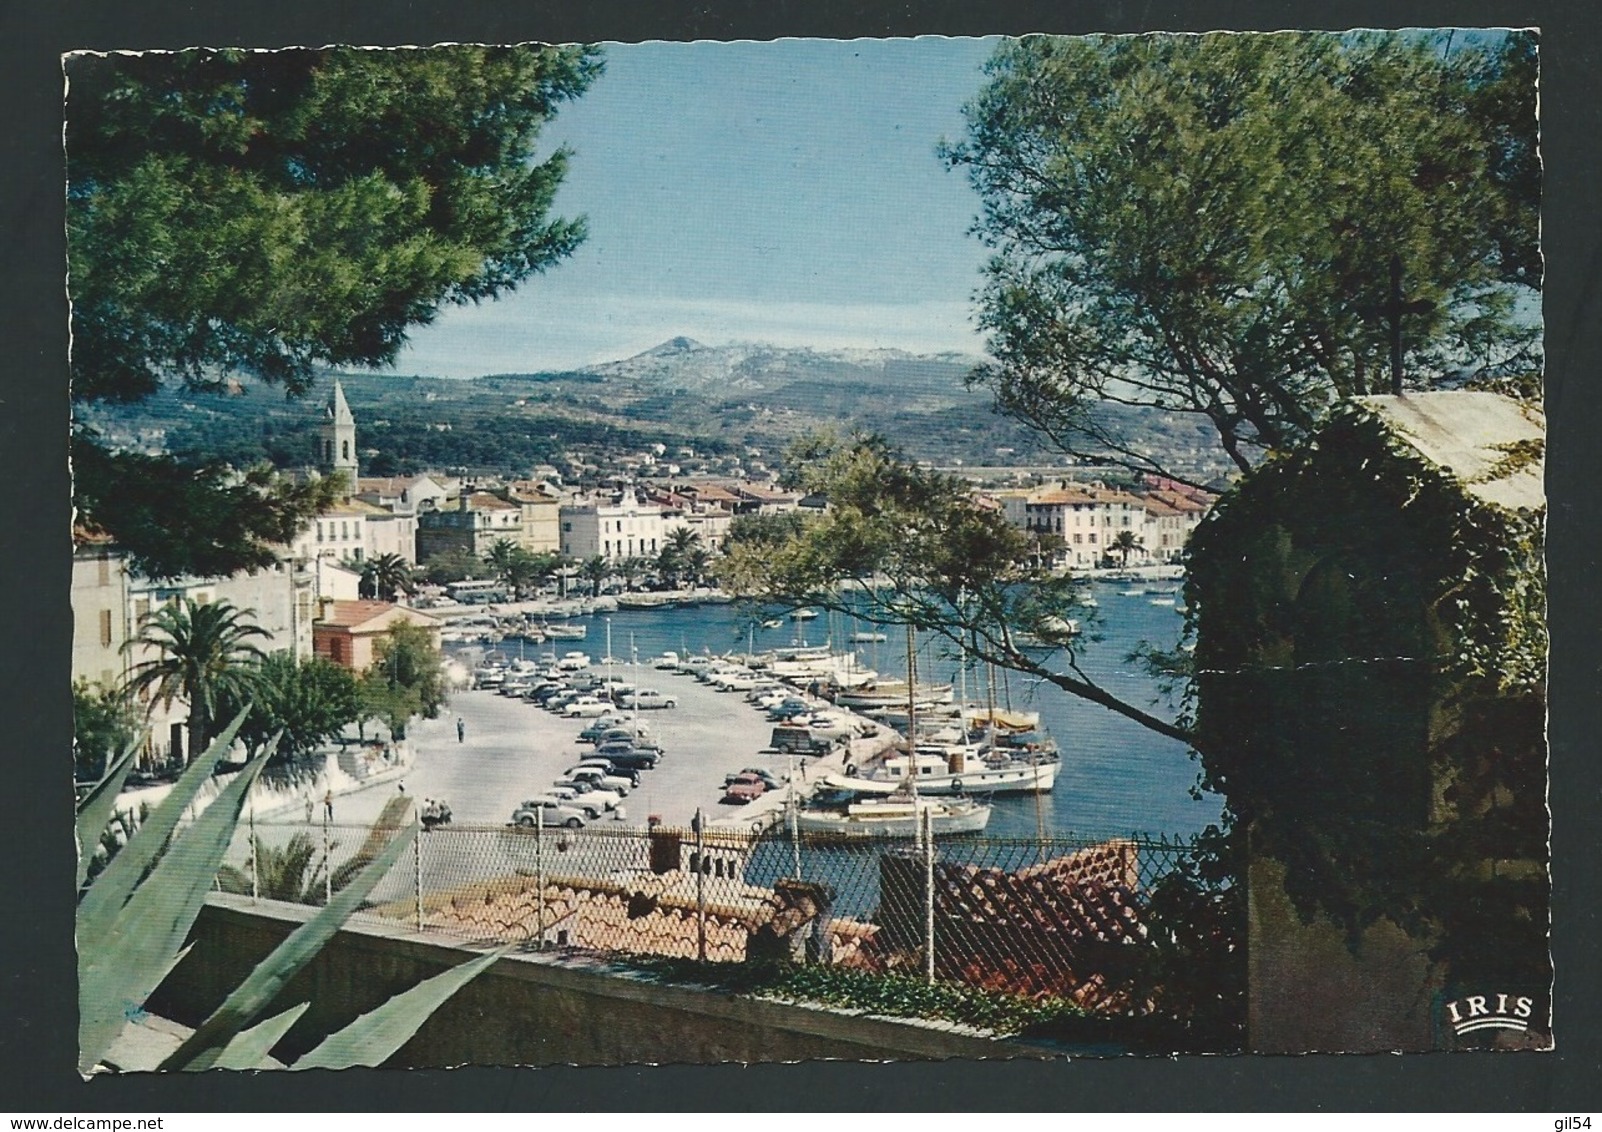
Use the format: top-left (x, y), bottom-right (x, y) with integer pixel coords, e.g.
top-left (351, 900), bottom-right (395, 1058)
top-left (319, 379), bottom-right (358, 490)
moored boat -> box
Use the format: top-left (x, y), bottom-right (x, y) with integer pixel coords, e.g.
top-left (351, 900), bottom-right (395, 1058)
top-left (793, 792), bottom-right (992, 836)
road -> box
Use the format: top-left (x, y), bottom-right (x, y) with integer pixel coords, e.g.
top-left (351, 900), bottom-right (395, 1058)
top-left (312, 660), bottom-right (803, 833)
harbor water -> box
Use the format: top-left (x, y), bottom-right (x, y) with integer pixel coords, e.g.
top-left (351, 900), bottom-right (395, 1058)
top-left (528, 580), bottom-right (1222, 843)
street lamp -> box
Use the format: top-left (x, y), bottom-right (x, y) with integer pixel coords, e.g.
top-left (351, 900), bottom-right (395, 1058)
top-left (605, 617), bottom-right (613, 688)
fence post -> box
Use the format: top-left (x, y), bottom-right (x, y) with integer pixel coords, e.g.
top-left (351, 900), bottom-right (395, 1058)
top-left (322, 812), bottom-right (332, 906)
top-left (248, 796), bottom-right (258, 904)
top-left (923, 805), bottom-right (935, 985)
top-left (534, 810), bottom-right (545, 950)
top-left (694, 809), bottom-right (707, 964)
top-left (413, 809), bottom-right (424, 933)
top-left (788, 765), bottom-right (801, 881)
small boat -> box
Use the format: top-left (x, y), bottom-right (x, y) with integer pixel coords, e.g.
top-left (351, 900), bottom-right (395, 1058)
top-left (793, 791), bottom-right (992, 836)
top-left (790, 608), bottom-right (819, 621)
top-left (761, 618), bottom-right (783, 629)
top-left (542, 622), bottom-right (588, 640)
top-left (849, 630), bottom-right (889, 643)
top-left (1149, 597), bottom-right (1176, 607)
top-left (834, 682), bottom-right (955, 711)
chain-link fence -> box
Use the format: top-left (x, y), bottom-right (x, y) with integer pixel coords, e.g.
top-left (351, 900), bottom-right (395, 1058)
top-left (222, 812), bottom-right (1196, 1021)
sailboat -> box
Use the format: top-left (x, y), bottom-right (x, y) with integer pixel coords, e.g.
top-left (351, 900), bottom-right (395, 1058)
top-left (794, 624), bottom-right (992, 836)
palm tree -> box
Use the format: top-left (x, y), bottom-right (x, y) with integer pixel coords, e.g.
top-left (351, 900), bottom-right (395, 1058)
top-left (483, 538), bottom-right (522, 591)
top-left (359, 552), bottom-right (414, 602)
top-left (684, 546), bottom-right (714, 588)
top-left (123, 597), bottom-right (269, 763)
top-left (580, 555), bottom-right (609, 598)
top-left (615, 556), bottom-right (649, 593)
top-left (1110, 528), bottom-right (1144, 567)
top-left (658, 527), bottom-right (702, 589)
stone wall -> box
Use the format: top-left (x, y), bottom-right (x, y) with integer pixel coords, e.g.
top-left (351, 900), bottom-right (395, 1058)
top-left (149, 894), bottom-right (1052, 1068)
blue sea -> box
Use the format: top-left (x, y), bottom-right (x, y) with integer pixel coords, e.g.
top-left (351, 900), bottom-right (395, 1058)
top-left (541, 581), bottom-right (1222, 843)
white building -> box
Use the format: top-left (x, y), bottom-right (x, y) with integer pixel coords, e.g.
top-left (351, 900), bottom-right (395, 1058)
top-left (559, 495), bottom-right (667, 562)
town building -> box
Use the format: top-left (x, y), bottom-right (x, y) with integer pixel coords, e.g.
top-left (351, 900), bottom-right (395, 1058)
top-left (496, 480), bottom-right (563, 556)
top-left (415, 491), bottom-right (525, 562)
top-left (312, 600), bottom-right (443, 672)
top-left (72, 542), bottom-right (315, 766)
top-left (559, 494), bottom-right (667, 563)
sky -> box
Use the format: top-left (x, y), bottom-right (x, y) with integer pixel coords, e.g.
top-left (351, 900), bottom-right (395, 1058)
top-left (384, 37), bottom-right (1001, 378)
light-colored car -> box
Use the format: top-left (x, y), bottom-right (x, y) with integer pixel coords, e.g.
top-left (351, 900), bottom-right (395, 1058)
top-left (622, 688), bottom-right (677, 709)
top-left (553, 777), bottom-right (623, 810)
top-left (564, 696), bottom-right (611, 718)
top-left (563, 765), bottom-right (634, 795)
top-left (511, 798), bottom-right (587, 829)
top-left (677, 655), bottom-right (713, 675)
top-left (713, 671), bottom-right (760, 692)
top-left (546, 784), bottom-right (607, 819)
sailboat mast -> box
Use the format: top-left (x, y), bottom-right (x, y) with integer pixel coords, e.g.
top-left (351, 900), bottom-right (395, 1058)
top-left (904, 622), bottom-right (918, 803)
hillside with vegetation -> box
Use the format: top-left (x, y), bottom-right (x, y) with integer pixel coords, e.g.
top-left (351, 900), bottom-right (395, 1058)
top-left (80, 338), bottom-right (1233, 481)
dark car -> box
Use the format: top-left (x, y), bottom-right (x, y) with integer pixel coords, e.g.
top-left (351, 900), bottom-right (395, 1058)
top-left (577, 717), bottom-right (627, 743)
top-left (593, 745), bottom-right (660, 771)
top-left (530, 683), bottom-right (571, 705)
top-left (767, 700), bottom-right (815, 721)
top-left (595, 731), bottom-right (663, 754)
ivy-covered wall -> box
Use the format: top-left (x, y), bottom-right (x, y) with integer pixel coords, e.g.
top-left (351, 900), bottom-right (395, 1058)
top-left (1186, 402), bottom-right (1548, 1049)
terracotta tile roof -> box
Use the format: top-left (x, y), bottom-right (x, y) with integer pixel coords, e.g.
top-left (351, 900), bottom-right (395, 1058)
top-left (316, 599), bottom-right (398, 628)
top-left (1144, 489), bottom-right (1210, 514)
top-left (462, 492), bottom-right (521, 511)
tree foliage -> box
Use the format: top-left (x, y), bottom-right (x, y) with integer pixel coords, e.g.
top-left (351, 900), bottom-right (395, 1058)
top-left (67, 45), bottom-right (602, 576)
top-left (357, 553), bottom-right (415, 602)
top-left (357, 622), bottom-right (448, 740)
top-left (943, 31), bottom-right (1540, 481)
top-left (123, 597), bottom-right (270, 760)
top-left (73, 679), bottom-right (142, 782)
top-left (229, 653), bottom-right (360, 761)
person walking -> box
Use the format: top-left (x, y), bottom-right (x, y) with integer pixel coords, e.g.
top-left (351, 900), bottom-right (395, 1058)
top-left (456, 716), bottom-right (466, 744)
top-left (323, 789), bottom-right (334, 823)
top-left (304, 795), bottom-right (314, 825)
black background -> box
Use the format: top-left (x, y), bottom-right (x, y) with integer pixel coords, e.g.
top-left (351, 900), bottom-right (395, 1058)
top-left (4, 0), bottom-right (1597, 1113)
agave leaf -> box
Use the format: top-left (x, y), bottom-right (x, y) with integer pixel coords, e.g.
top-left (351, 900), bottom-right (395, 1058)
top-left (160, 822), bottom-right (419, 1072)
top-left (77, 748), bottom-right (269, 1072)
top-left (77, 709), bottom-right (254, 937)
top-left (293, 946), bottom-right (510, 1071)
top-left (212, 1002), bottom-right (310, 1071)
top-left (74, 740), bottom-right (139, 890)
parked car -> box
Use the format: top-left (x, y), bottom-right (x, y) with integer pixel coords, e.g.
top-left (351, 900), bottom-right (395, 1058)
top-left (621, 688), bottom-right (677, 710)
top-left (511, 798), bottom-right (587, 829)
top-left (552, 776), bottom-right (622, 810)
top-left (721, 773), bottom-right (769, 805)
top-left (677, 655), bottom-right (713, 675)
top-left (543, 689), bottom-right (583, 712)
top-left (577, 717), bottom-right (628, 743)
top-left (563, 765), bottom-right (635, 795)
top-left (564, 696), bottom-right (612, 718)
top-left (571, 758), bottom-right (640, 787)
top-left (745, 683), bottom-right (788, 703)
top-left (768, 700), bottom-right (815, 721)
top-left (713, 671), bottom-right (761, 692)
top-left (723, 767), bottom-right (783, 791)
top-left (592, 745), bottom-right (661, 771)
top-left (594, 728), bottom-right (660, 752)
top-left (546, 785), bottom-right (607, 819)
